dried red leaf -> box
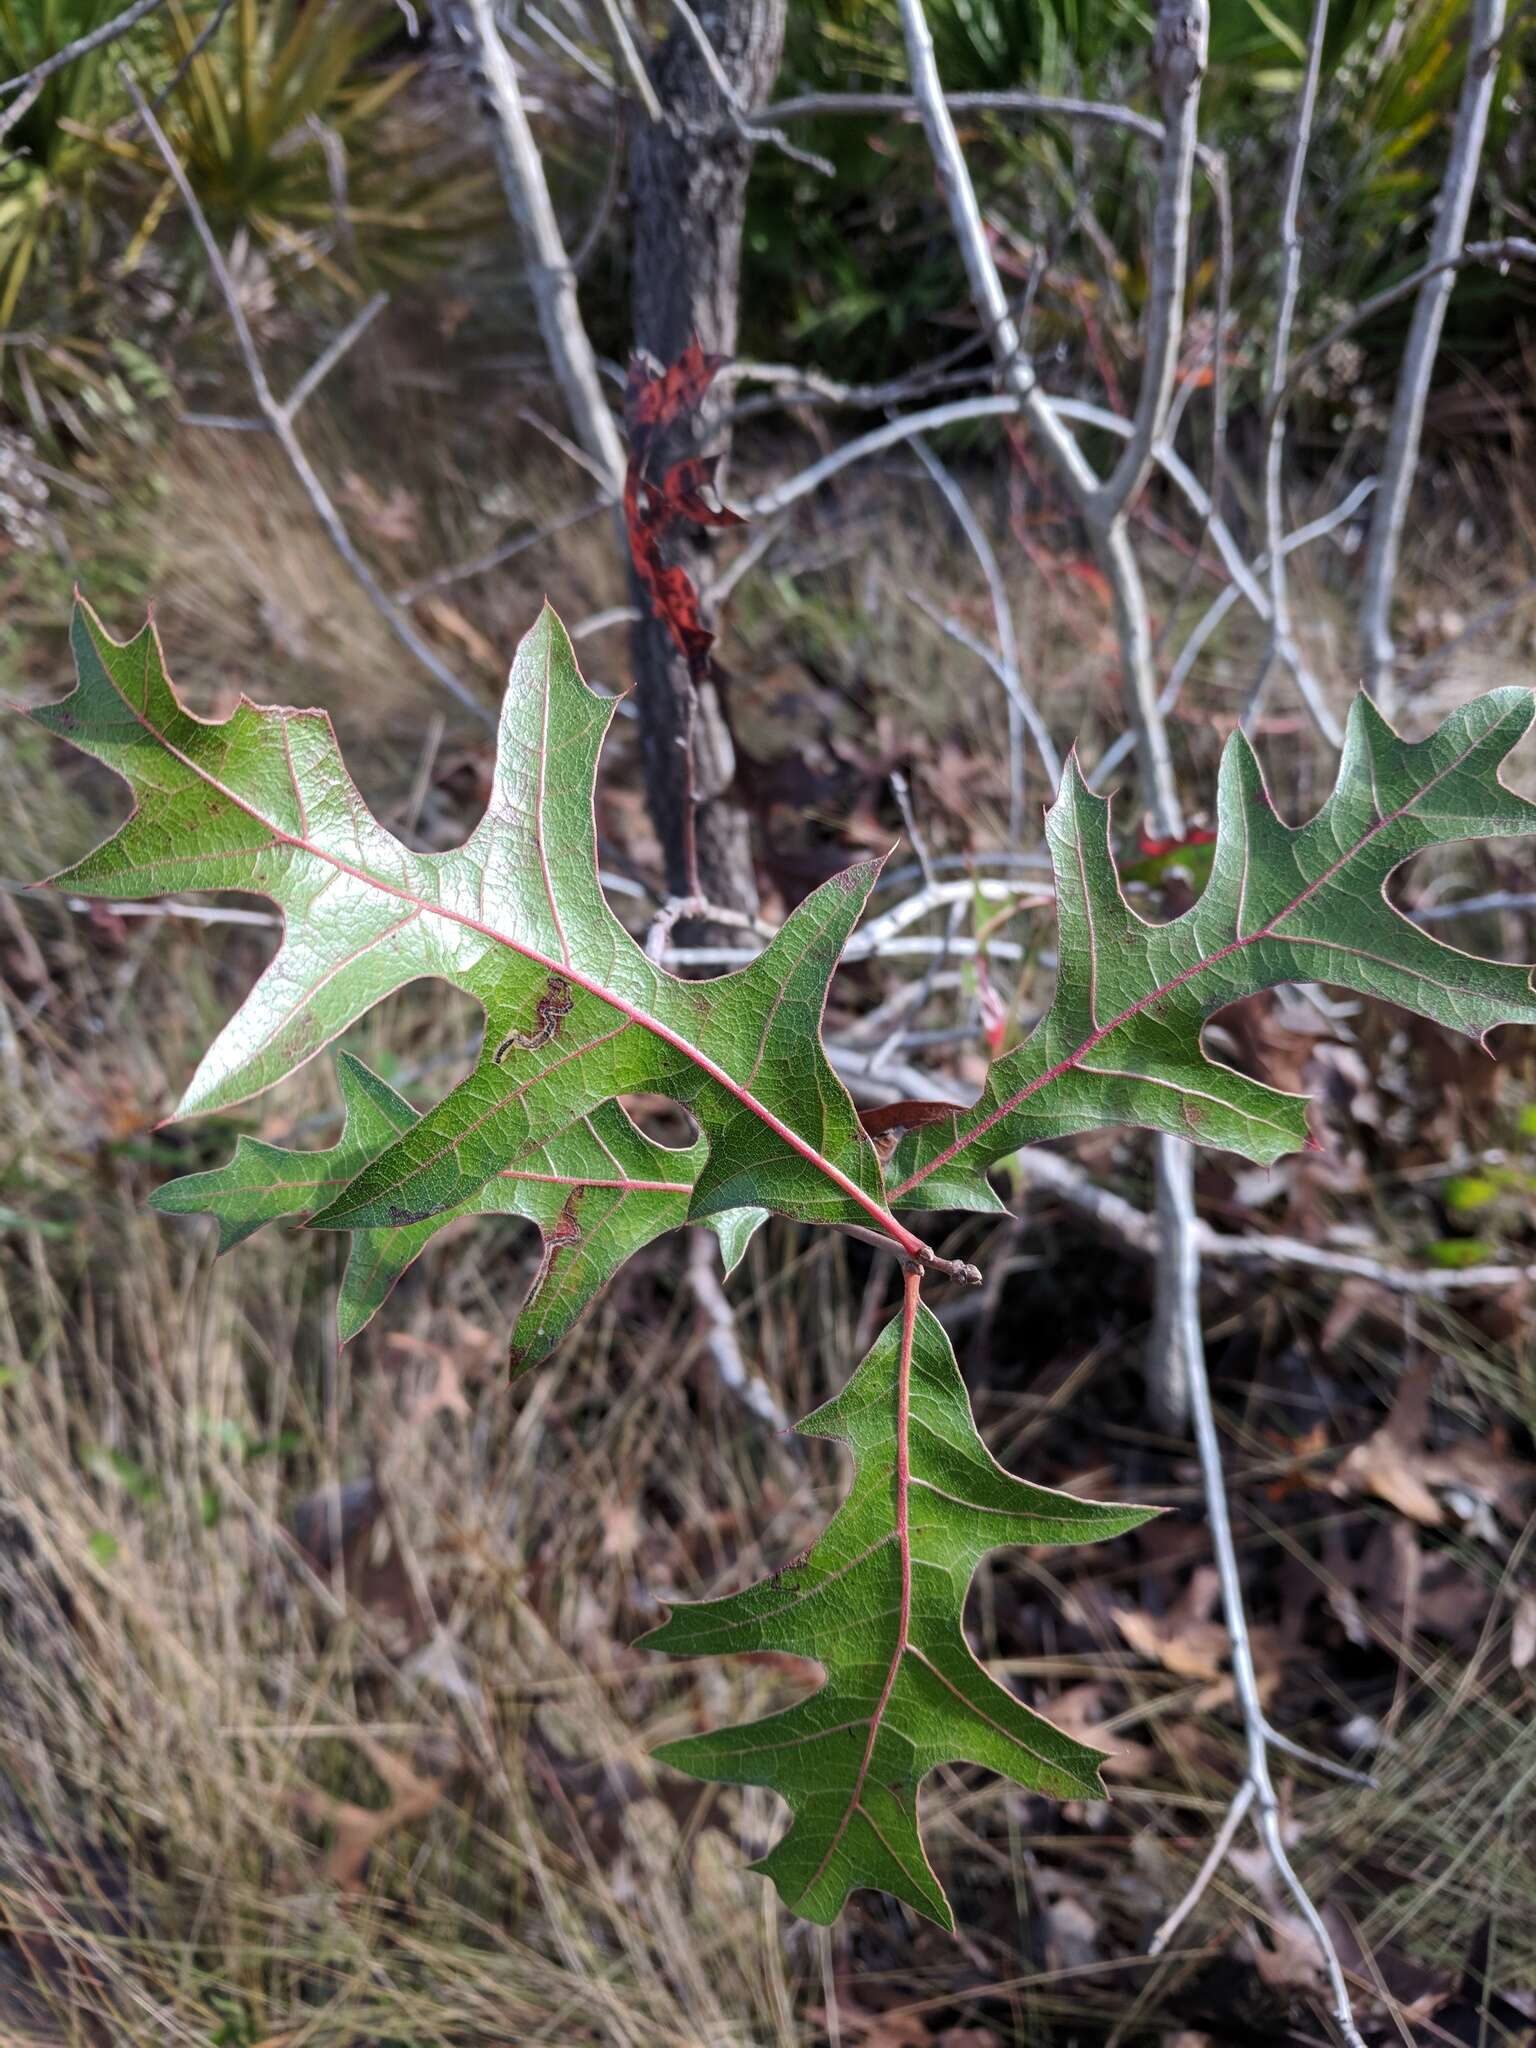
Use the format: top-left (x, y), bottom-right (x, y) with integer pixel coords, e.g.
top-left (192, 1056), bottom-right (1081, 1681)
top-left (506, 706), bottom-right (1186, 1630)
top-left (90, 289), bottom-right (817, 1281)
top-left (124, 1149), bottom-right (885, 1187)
top-left (624, 336), bottom-right (725, 456)
top-left (974, 953), bottom-right (1009, 1055)
top-left (658, 454), bottom-right (745, 531)
top-left (623, 337), bottom-right (742, 679)
top-left (858, 1098), bottom-right (957, 1162)
top-left (857, 1099), bottom-right (956, 1141)
top-left (1137, 826), bottom-right (1217, 859)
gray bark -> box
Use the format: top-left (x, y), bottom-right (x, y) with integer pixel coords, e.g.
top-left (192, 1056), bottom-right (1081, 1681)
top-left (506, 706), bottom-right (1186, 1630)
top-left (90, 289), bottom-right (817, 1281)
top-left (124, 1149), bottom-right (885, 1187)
top-left (628, 0), bottom-right (787, 922)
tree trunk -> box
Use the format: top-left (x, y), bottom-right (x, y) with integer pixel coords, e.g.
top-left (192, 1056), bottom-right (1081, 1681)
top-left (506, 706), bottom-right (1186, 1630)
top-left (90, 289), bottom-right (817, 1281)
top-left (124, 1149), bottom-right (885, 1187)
top-left (628, 0), bottom-right (786, 924)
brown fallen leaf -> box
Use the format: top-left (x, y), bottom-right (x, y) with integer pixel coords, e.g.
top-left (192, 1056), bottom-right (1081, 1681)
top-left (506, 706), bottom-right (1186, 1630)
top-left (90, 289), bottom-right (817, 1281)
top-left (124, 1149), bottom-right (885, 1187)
top-left (1332, 1363), bottom-right (1536, 1529)
top-left (1046, 1682), bottom-right (1159, 1780)
top-left (600, 1501), bottom-right (642, 1561)
top-left (1333, 1364), bottom-right (1445, 1523)
top-left (291, 1730), bottom-right (458, 1893)
top-left (1114, 1579), bottom-right (1226, 1681)
top-left (419, 596), bottom-right (503, 675)
top-left (337, 471), bottom-right (419, 544)
top-left (1230, 1841), bottom-right (1330, 1995)
top-left (1328, 1519), bottom-right (1486, 1648)
top-left (387, 1332), bottom-right (473, 1429)
top-left (1043, 1891), bottom-right (1102, 1972)
top-left (814, 1999), bottom-right (932, 2048)
top-left (1114, 1566), bottom-right (1291, 1710)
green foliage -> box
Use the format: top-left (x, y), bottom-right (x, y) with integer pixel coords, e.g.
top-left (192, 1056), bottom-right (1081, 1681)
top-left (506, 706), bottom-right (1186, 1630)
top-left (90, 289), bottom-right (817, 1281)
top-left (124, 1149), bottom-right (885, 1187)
top-left (151, 1048), bottom-right (762, 1361)
top-left (646, 1287), bottom-right (1152, 1927)
top-left (1, 0), bottom-right (486, 426)
top-left (0, 0), bottom-right (132, 327)
top-left (887, 695), bottom-right (1536, 1209)
top-left (127, 0), bottom-right (490, 289)
top-left (27, 596), bottom-right (1536, 1927)
top-left (36, 597), bottom-right (906, 1260)
top-left (749, 0), bottom-right (1533, 394)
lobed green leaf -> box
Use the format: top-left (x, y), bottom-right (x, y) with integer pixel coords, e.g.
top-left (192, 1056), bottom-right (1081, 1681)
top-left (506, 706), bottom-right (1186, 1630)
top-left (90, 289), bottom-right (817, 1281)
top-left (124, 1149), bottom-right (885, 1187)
top-left (150, 1051), bottom-right (761, 1364)
top-left (645, 1296), bottom-right (1154, 1927)
top-left (890, 692), bottom-right (1536, 1207)
top-left (34, 600), bottom-right (913, 1254)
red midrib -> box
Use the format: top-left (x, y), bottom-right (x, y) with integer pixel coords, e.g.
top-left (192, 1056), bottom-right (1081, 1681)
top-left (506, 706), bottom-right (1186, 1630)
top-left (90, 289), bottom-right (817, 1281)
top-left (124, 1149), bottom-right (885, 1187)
top-left (802, 1265), bottom-right (920, 1904)
top-left (107, 673), bottom-right (924, 1257)
top-left (893, 732), bottom-right (1492, 1201)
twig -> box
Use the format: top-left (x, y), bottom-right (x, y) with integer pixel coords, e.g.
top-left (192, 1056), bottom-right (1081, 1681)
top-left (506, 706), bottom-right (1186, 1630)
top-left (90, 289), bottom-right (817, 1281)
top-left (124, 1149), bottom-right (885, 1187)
top-left (571, 92), bottom-right (627, 274)
top-left (516, 402), bottom-right (620, 489)
top-left (9, 885), bottom-right (279, 930)
top-left (595, 0), bottom-right (662, 124)
top-left (1395, 572), bottom-right (1536, 693)
top-left (1243, 0), bottom-right (1341, 749)
top-left (666, 0), bottom-right (832, 174)
top-left (700, 513), bottom-right (784, 607)
top-left (665, 933), bottom-right (1027, 967)
top-left (1148, 1777), bottom-right (1254, 1954)
top-left (760, 328), bottom-right (1291, 780)
top-left (1079, 1), bottom-right (1208, 826)
top-left (1413, 887), bottom-right (1536, 923)
top-left (393, 496), bottom-right (610, 604)
top-left (884, 15), bottom-right (1366, 2031)
top-left (908, 433), bottom-right (1062, 826)
top-left (282, 292), bottom-right (388, 418)
top-left (1261, 1724), bottom-right (1375, 1787)
top-left (1283, 237), bottom-right (1536, 409)
top-left (747, 394), bottom-right (1016, 516)
top-left (685, 1229), bottom-right (789, 1431)
top-left (1156, 1152), bottom-right (1369, 2048)
top-left (140, 0), bottom-right (235, 121)
top-left (856, 877), bottom-right (1049, 953)
top-left (644, 892), bottom-right (769, 963)
top-left (569, 603), bottom-right (639, 639)
top-left (1005, 1136), bottom-right (1536, 1297)
top-left (1152, 144), bottom-right (1235, 637)
top-left (121, 69), bottom-right (494, 731)
top-left (1358, 0), bottom-right (1508, 712)
top-left (1093, 477), bottom-right (1378, 789)
top-left (1195, 1232), bottom-right (1536, 1297)
top-left (837, 1222), bottom-right (981, 1290)
top-left (1092, 3), bottom-right (1207, 527)
top-left (750, 393), bottom-right (1279, 679)
top-left (438, 0), bottom-right (625, 490)
top-left (724, 345), bottom-right (992, 417)
top-left (826, 1053), bottom-right (1536, 1301)
top-left (888, 769), bottom-right (935, 889)
top-left (757, 87), bottom-right (1168, 149)
top-left (889, 0), bottom-right (1208, 1462)
top-left (523, 3), bottom-right (618, 95)
top-left (1206, 148), bottom-right (1233, 534)
top-left (907, 587), bottom-right (1004, 674)
top-left (0, 0), bottom-right (163, 143)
